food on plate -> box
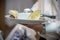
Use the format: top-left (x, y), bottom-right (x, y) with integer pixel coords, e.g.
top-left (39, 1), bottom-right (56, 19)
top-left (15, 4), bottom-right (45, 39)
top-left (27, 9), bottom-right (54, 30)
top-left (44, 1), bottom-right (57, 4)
top-left (10, 15), bottom-right (15, 18)
top-left (39, 17), bottom-right (45, 20)
top-left (28, 10), bottom-right (41, 20)
top-left (9, 10), bottom-right (18, 18)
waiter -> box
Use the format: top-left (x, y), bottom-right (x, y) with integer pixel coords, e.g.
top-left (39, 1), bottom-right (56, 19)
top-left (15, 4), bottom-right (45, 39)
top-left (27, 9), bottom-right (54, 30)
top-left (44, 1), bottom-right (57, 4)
top-left (32, 0), bottom-right (60, 40)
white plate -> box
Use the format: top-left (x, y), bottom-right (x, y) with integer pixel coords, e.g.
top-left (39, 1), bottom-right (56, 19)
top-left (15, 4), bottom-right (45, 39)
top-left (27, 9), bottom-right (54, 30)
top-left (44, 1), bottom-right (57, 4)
top-left (5, 15), bottom-right (46, 24)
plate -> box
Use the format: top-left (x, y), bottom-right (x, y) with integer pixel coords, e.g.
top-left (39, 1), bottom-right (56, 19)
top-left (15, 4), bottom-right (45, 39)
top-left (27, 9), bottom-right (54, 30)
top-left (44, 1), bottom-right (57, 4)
top-left (5, 15), bottom-right (46, 24)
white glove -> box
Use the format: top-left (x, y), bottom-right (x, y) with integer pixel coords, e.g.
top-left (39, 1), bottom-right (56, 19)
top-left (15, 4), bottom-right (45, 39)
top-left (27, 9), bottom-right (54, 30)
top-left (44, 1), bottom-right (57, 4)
top-left (46, 21), bottom-right (60, 32)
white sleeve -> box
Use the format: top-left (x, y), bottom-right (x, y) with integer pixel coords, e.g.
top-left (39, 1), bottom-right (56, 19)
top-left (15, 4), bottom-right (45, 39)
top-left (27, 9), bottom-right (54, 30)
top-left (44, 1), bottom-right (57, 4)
top-left (31, 0), bottom-right (44, 13)
top-left (31, 1), bottom-right (40, 11)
